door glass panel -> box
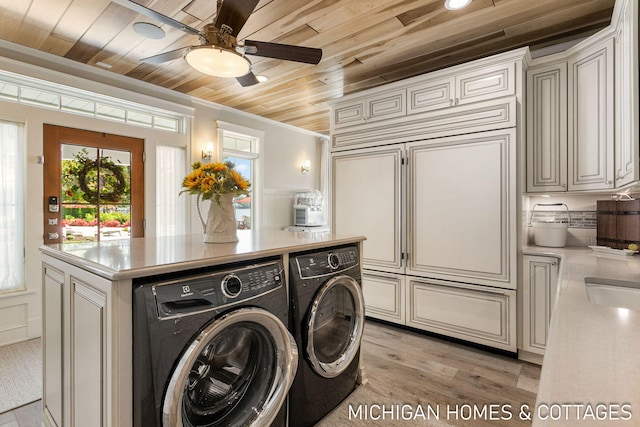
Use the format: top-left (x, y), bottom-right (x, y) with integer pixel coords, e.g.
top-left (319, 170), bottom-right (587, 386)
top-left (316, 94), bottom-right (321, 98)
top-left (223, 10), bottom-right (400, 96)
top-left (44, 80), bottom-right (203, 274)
top-left (313, 286), bottom-right (356, 363)
top-left (225, 156), bottom-right (252, 230)
top-left (182, 322), bottom-right (275, 426)
top-left (61, 145), bottom-right (132, 243)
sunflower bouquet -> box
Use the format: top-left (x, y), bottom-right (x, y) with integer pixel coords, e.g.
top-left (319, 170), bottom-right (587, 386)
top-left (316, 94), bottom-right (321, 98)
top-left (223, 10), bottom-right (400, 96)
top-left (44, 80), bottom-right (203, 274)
top-left (181, 161), bottom-right (250, 204)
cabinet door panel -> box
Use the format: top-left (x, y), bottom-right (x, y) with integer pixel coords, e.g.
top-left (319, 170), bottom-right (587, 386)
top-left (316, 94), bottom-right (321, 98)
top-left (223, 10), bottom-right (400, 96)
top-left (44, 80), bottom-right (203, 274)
top-left (333, 100), bottom-right (365, 129)
top-left (368, 90), bottom-right (406, 122)
top-left (407, 279), bottom-right (516, 351)
top-left (332, 147), bottom-right (403, 272)
top-left (406, 77), bottom-right (454, 114)
top-left (526, 63), bottom-right (567, 192)
top-left (72, 281), bottom-right (107, 427)
top-left (43, 265), bottom-right (64, 427)
top-left (456, 62), bottom-right (515, 104)
top-left (522, 255), bottom-right (559, 355)
top-left (407, 130), bottom-right (516, 288)
top-left (568, 37), bottom-right (614, 191)
top-left (362, 271), bottom-right (405, 324)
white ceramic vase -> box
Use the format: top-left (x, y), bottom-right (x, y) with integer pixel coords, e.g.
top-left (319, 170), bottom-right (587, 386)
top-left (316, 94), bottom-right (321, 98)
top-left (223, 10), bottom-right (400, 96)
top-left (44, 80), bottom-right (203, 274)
top-left (197, 193), bottom-right (238, 243)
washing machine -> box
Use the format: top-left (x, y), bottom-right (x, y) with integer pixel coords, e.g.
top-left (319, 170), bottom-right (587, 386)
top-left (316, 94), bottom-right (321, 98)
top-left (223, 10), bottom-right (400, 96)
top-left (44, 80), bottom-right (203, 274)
top-left (132, 257), bottom-right (298, 427)
top-left (288, 245), bottom-right (365, 427)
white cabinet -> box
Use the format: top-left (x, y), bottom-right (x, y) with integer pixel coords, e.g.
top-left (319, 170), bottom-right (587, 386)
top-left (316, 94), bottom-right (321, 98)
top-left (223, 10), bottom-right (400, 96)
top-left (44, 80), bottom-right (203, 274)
top-left (407, 129), bottom-right (517, 289)
top-left (567, 36), bottom-right (615, 191)
top-left (41, 255), bottom-right (131, 427)
top-left (614, 0), bottom-right (639, 187)
top-left (362, 270), bottom-right (405, 324)
top-left (521, 255), bottom-right (559, 363)
top-left (406, 62), bottom-right (515, 115)
top-left (526, 62), bottom-right (568, 192)
top-left (332, 146), bottom-right (404, 273)
top-left (332, 89), bottom-right (406, 129)
top-left (407, 278), bottom-right (517, 351)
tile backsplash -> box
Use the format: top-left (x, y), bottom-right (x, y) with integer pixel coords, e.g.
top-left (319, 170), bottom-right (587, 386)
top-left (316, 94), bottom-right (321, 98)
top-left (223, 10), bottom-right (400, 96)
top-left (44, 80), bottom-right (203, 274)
top-left (528, 210), bottom-right (597, 229)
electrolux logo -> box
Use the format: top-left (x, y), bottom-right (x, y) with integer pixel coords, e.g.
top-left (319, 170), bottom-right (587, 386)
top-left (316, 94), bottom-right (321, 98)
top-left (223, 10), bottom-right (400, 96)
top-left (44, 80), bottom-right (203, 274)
top-left (181, 285), bottom-right (193, 297)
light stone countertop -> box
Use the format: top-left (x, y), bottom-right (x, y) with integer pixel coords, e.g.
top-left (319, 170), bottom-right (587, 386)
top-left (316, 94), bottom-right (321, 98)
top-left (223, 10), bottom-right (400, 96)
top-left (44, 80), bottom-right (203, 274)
top-left (40, 229), bottom-right (365, 280)
top-left (524, 246), bottom-right (640, 427)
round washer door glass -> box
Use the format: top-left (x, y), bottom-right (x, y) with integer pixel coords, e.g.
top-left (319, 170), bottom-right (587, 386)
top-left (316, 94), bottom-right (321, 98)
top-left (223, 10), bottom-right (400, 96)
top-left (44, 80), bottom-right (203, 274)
top-left (307, 275), bottom-right (365, 378)
top-left (163, 308), bottom-right (297, 427)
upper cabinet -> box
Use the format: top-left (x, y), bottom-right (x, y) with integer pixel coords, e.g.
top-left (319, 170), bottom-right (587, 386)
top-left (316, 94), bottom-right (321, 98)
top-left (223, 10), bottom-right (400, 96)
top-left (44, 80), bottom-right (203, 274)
top-left (527, 0), bottom-right (638, 193)
top-left (567, 36), bottom-right (615, 191)
top-left (329, 48), bottom-right (527, 151)
top-left (614, 0), bottom-right (639, 187)
top-left (332, 89), bottom-right (406, 129)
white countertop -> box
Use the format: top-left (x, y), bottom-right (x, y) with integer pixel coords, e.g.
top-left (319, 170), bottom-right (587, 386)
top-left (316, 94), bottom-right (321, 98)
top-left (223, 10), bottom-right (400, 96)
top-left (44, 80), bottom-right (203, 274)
top-left (525, 246), bottom-right (640, 426)
top-left (40, 230), bottom-right (364, 280)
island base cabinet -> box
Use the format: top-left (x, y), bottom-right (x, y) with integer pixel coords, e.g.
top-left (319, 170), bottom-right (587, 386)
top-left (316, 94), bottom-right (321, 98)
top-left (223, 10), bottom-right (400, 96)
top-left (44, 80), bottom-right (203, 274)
top-left (362, 270), bottom-right (405, 324)
top-left (407, 279), bottom-right (516, 352)
top-left (41, 255), bottom-right (132, 427)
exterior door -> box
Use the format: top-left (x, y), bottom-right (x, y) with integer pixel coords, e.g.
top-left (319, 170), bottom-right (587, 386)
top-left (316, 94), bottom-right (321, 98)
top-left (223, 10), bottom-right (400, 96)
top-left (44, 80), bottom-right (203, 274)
top-left (43, 125), bottom-right (144, 244)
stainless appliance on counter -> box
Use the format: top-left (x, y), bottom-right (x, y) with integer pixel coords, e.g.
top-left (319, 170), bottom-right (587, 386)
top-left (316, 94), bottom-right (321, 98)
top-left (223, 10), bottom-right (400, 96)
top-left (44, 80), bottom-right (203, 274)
top-left (293, 190), bottom-right (326, 227)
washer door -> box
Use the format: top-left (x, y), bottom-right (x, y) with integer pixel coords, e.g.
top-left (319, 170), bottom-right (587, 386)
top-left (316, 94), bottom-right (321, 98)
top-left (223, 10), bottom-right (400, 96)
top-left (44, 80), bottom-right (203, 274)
top-left (162, 308), bottom-right (298, 427)
top-left (306, 275), bottom-right (365, 378)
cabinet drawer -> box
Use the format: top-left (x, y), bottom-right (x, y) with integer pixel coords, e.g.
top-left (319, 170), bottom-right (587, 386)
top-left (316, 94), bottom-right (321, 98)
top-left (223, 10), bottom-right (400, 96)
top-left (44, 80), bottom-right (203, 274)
top-left (407, 279), bottom-right (516, 351)
top-left (362, 271), bottom-right (405, 324)
top-left (456, 62), bottom-right (515, 104)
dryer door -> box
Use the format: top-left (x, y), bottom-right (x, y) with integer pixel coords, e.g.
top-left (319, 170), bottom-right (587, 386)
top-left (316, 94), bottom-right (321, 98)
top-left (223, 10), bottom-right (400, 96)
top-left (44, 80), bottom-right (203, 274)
top-left (163, 307), bottom-right (298, 427)
top-left (306, 275), bottom-right (365, 378)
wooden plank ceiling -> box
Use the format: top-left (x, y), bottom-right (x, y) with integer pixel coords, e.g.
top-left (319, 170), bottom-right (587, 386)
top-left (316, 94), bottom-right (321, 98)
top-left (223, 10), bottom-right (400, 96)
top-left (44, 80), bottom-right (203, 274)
top-left (0, 0), bottom-right (615, 134)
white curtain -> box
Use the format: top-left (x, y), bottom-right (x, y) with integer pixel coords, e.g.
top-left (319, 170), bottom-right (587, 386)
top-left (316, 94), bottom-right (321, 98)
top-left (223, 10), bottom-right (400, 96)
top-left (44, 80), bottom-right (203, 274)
top-left (0, 120), bottom-right (25, 292)
top-left (156, 145), bottom-right (187, 236)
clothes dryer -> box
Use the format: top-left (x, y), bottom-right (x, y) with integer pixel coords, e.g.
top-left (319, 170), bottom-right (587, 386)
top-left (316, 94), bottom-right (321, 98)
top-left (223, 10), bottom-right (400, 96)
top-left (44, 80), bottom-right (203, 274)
top-left (288, 245), bottom-right (365, 427)
top-left (132, 258), bottom-right (297, 427)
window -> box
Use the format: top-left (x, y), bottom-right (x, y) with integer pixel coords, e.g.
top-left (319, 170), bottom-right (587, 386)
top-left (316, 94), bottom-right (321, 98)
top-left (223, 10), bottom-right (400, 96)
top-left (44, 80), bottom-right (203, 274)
top-left (0, 120), bottom-right (25, 292)
top-left (221, 129), bottom-right (260, 230)
top-left (156, 145), bottom-right (187, 236)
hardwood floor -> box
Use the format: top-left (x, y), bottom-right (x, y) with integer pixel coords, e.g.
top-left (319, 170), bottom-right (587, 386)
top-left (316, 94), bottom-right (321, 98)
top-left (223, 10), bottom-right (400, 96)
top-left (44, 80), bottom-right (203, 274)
top-left (318, 320), bottom-right (540, 427)
top-left (0, 321), bottom-right (540, 427)
top-left (0, 401), bottom-right (41, 427)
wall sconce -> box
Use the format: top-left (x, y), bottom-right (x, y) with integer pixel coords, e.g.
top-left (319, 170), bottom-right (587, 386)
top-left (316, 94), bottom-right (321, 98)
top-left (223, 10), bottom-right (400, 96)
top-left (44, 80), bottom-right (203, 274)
top-left (202, 142), bottom-right (214, 160)
top-left (300, 160), bottom-right (310, 174)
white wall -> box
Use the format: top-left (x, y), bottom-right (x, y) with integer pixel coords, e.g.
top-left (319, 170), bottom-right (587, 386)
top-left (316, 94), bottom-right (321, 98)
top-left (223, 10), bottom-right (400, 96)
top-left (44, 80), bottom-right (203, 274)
top-left (0, 40), bottom-right (326, 344)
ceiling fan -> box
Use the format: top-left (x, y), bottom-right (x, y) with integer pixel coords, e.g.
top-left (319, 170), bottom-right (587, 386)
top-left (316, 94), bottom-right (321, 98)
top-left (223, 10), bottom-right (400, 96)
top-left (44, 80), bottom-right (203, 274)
top-left (119, 0), bottom-right (323, 86)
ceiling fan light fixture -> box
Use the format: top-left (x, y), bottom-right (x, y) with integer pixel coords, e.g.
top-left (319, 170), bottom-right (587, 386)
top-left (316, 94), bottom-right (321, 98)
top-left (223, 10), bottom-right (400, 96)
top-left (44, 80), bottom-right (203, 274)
top-left (184, 46), bottom-right (251, 78)
top-left (444, 0), bottom-right (472, 10)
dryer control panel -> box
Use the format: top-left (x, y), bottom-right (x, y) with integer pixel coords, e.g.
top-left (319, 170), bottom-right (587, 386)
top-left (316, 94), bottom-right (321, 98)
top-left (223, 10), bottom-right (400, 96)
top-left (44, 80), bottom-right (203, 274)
top-left (152, 260), bottom-right (284, 319)
top-left (294, 246), bottom-right (359, 279)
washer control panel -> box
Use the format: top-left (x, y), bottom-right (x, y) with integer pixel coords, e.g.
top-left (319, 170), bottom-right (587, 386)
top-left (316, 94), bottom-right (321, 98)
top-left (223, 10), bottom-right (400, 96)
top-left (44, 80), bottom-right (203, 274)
top-left (153, 260), bottom-right (284, 319)
top-left (294, 245), bottom-right (359, 279)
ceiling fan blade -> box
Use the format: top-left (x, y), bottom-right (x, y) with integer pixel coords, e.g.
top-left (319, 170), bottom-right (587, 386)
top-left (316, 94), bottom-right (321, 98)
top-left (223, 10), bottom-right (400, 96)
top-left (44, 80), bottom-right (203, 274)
top-left (236, 72), bottom-right (260, 87)
top-left (215, 0), bottom-right (260, 37)
top-left (243, 40), bottom-right (322, 65)
top-left (114, 0), bottom-right (201, 36)
top-left (140, 47), bottom-right (186, 64)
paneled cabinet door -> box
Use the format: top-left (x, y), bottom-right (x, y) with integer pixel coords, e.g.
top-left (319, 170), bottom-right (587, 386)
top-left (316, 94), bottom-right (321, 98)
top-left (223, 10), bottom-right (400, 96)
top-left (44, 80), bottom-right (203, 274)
top-left (522, 255), bottom-right (559, 356)
top-left (43, 265), bottom-right (64, 427)
top-left (406, 77), bottom-right (455, 114)
top-left (526, 63), bottom-right (567, 192)
top-left (614, 0), bottom-right (639, 187)
top-left (406, 129), bottom-right (517, 289)
top-left (567, 36), bottom-right (614, 191)
top-left (362, 270), bottom-right (405, 324)
top-left (455, 62), bottom-right (515, 105)
top-left (332, 146), bottom-right (404, 273)
top-left (332, 89), bottom-right (406, 130)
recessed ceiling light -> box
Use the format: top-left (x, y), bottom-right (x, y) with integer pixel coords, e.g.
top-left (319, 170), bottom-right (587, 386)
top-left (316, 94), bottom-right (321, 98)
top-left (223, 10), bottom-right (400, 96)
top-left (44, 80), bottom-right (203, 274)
top-left (444, 0), bottom-right (472, 10)
top-left (256, 75), bottom-right (268, 83)
top-left (133, 22), bottom-right (166, 39)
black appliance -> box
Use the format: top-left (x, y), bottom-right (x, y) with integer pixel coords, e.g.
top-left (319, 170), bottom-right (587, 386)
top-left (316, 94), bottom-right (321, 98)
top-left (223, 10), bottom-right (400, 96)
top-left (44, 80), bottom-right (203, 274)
top-left (133, 258), bottom-right (297, 427)
top-left (288, 245), bottom-right (365, 427)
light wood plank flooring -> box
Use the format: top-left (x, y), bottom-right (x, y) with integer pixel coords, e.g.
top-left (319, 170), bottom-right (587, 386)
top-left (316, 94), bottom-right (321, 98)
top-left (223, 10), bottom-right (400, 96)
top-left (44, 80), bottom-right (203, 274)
top-left (0, 321), bottom-right (540, 427)
top-left (318, 320), bottom-right (540, 427)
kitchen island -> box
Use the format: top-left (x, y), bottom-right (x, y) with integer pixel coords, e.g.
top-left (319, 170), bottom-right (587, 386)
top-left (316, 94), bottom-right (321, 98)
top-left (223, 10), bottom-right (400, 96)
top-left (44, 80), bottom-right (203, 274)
top-left (39, 230), bottom-right (365, 427)
top-left (526, 247), bottom-right (640, 427)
